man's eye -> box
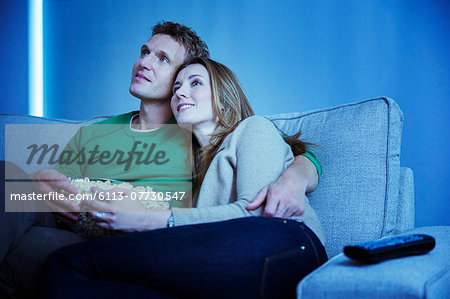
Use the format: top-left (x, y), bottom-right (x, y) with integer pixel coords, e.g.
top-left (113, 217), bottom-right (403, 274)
top-left (160, 56), bottom-right (169, 63)
top-left (141, 50), bottom-right (149, 56)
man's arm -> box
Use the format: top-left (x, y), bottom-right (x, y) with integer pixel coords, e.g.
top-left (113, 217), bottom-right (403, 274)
top-left (30, 128), bottom-right (84, 223)
top-left (247, 154), bottom-right (319, 218)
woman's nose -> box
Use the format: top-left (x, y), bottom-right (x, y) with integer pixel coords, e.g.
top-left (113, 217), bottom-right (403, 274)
top-left (175, 85), bottom-right (188, 98)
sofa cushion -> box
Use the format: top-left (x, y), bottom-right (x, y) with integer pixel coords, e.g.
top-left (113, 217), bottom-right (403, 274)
top-left (266, 97), bottom-right (405, 257)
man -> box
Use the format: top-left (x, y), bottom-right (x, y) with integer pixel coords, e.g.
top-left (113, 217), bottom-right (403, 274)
top-left (1, 21), bottom-right (320, 298)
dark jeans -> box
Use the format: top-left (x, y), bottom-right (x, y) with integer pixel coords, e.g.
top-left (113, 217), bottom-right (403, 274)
top-left (0, 161), bottom-right (87, 299)
top-left (42, 217), bottom-right (327, 299)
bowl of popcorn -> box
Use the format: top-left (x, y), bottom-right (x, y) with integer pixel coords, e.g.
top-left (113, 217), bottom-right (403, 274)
top-left (69, 177), bottom-right (169, 239)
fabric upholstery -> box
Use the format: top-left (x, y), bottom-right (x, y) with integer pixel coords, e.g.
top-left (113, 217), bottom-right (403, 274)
top-left (397, 167), bottom-right (415, 234)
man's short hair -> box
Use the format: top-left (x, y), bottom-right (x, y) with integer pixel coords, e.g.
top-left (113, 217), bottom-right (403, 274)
top-left (152, 21), bottom-right (210, 62)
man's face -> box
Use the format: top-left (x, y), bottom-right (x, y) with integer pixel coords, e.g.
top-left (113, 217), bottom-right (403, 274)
top-left (129, 34), bottom-right (187, 102)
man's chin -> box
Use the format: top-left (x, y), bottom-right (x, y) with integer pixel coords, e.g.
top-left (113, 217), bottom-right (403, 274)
top-left (129, 86), bottom-right (139, 99)
top-left (129, 87), bottom-right (172, 103)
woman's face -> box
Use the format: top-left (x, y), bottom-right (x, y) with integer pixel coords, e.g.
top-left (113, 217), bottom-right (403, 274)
top-left (171, 64), bottom-right (217, 130)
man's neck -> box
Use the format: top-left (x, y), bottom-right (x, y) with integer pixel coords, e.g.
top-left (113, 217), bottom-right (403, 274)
top-left (131, 100), bottom-right (173, 131)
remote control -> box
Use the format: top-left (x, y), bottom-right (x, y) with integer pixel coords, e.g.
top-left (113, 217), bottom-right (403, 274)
top-left (344, 234), bottom-right (436, 263)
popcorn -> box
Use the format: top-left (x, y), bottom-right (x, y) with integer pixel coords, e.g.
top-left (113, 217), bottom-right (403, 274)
top-left (68, 178), bottom-right (169, 238)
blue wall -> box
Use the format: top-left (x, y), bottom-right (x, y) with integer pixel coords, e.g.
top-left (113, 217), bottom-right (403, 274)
top-left (0, 0), bottom-right (28, 114)
top-left (1, 0), bottom-right (449, 227)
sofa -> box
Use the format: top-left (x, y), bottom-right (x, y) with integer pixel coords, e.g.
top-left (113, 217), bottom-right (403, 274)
top-left (1, 97), bottom-right (449, 298)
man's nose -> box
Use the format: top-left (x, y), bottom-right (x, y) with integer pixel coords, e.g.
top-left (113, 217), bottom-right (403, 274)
top-left (140, 54), bottom-right (156, 70)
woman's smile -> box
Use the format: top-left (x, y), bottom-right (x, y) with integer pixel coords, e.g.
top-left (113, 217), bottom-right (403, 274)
top-left (177, 102), bottom-right (196, 112)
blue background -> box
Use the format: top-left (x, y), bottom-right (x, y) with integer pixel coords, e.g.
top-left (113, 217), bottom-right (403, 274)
top-left (1, 0), bottom-right (449, 227)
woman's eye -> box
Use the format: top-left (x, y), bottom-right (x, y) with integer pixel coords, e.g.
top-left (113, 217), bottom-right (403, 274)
top-left (141, 50), bottom-right (149, 56)
top-left (173, 86), bottom-right (179, 93)
top-left (192, 80), bottom-right (201, 86)
top-left (160, 56), bottom-right (169, 63)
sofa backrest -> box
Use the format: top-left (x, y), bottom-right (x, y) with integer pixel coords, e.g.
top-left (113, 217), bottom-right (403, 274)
top-left (0, 114), bottom-right (112, 173)
top-left (266, 97), bottom-right (414, 257)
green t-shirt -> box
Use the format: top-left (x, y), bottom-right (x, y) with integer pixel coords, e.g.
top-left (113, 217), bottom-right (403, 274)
top-left (56, 111), bottom-right (192, 208)
top-left (280, 134), bottom-right (322, 180)
top-left (303, 148), bottom-right (322, 179)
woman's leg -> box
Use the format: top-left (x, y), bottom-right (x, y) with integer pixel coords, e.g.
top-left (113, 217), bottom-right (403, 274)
top-left (42, 217), bottom-right (327, 299)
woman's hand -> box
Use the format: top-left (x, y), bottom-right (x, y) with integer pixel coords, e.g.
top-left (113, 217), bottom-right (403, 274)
top-left (83, 187), bottom-right (171, 232)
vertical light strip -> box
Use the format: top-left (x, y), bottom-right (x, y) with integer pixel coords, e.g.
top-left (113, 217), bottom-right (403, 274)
top-left (28, 0), bottom-right (43, 116)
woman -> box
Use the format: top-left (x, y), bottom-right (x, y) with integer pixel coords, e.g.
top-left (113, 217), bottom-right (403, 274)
top-left (41, 58), bottom-right (326, 299)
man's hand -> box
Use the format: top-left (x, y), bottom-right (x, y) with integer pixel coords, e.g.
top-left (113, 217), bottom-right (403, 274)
top-left (247, 176), bottom-right (308, 218)
top-left (246, 155), bottom-right (318, 218)
top-left (83, 187), bottom-right (171, 232)
top-left (30, 169), bottom-right (80, 223)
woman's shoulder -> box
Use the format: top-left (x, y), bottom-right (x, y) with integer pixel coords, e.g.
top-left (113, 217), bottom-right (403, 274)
top-left (234, 115), bottom-right (279, 135)
top-left (237, 115), bottom-right (276, 130)
top-left (223, 116), bottom-right (282, 145)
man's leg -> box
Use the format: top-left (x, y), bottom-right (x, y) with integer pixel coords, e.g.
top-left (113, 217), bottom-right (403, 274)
top-left (3, 227), bottom-right (87, 299)
top-left (0, 161), bottom-right (87, 298)
top-left (41, 217), bottom-right (327, 299)
top-left (0, 161), bottom-right (50, 262)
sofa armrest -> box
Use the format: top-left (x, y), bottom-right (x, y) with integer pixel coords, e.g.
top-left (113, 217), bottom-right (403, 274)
top-left (395, 167), bottom-right (415, 234)
top-left (297, 226), bottom-right (450, 299)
